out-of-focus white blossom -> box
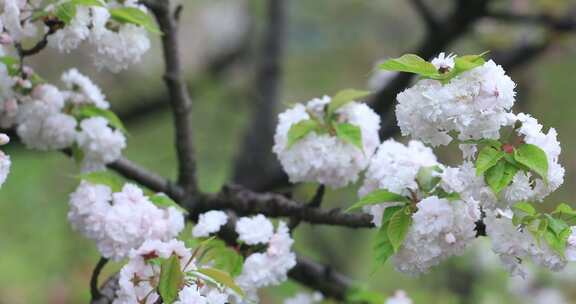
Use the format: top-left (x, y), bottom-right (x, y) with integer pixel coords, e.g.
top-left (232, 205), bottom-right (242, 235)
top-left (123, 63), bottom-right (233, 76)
top-left (368, 59), bottom-right (396, 91)
top-left (485, 210), bottom-right (569, 277)
top-left (273, 96), bottom-right (381, 188)
top-left (1, 0), bottom-right (37, 41)
top-left (192, 210), bottom-right (229, 237)
top-left (0, 133), bottom-right (10, 188)
top-left (283, 292), bottom-right (323, 304)
top-left (396, 59), bottom-right (516, 146)
top-left (385, 290), bottom-right (413, 304)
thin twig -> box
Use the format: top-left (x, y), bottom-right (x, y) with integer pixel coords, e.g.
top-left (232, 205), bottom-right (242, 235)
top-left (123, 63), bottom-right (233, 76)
top-left (90, 257), bottom-right (109, 302)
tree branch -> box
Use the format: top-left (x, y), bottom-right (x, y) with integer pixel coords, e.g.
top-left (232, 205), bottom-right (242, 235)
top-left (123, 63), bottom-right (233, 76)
top-left (107, 158), bottom-right (185, 201)
top-left (288, 256), bottom-right (356, 301)
top-left (233, 0), bottom-right (286, 189)
top-left (193, 184), bottom-right (374, 228)
top-left (144, 0), bottom-right (199, 195)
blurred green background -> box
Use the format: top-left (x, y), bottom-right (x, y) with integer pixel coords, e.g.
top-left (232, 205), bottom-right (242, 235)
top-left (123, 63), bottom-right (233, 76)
top-left (2, 0), bottom-right (576, 303)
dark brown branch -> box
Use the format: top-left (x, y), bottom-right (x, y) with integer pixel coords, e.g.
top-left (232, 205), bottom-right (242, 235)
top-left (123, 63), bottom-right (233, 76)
top-left (108, 158), bottom-right (185, 201)
top-left (233, 0), bottom-right (286, 188)
top-left (90, 257), bottom-right (109, 302)
top-left (193, 184), bottom-right (374, 228)
top-left (144, 0), bottom-right (199, 195)
top-left (289, 256), bottom-right (356, 301)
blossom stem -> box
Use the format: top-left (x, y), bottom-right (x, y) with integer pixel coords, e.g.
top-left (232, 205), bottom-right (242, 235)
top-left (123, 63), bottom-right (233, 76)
top-left (90, 257), bottom-right (109, 301)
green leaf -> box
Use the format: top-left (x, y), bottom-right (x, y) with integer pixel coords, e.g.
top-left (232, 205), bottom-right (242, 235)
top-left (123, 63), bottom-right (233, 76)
top-left (326, 89), bottom-right (371, 117)
top-left (476, 145), bottom-right (505, 176)
top-left (0, 56), bottom-right (20, 76)
top-left (346, 190), bottom-right (409, 212)
top-left (79, 171), bottom-right (124, 192)
top-left (485, 160), bottom-right (518, 194)
top-left (149, 194), bottom-right (189, 215)
top-left (513, 202), bottom-right (536, 216)
top-left (286, 119), bottom-right (320, 148)
top-left (334, 122), bottom-right (363, 150)
top-left (381, 206), bottom-right (404, 224)
top-left (74, 105), bottom-right (128, 134)
top-left (379, 54), bottom-right (438, 77)
top-left (552, 203), bottom-right (576, 225)
top-left (109, 7), bottom-right (162, 34)
top-left (373, 223), bottom-right (394, 265)
top-left (416, 165), bottom-right (442, 193)
top-left (544, 228), bottom-right (570, 256)
top-left (514, 144), bottom-right (549, 182)
top-left (55, 1), bottom-right (76, 24)
top-left (202, 241), bottom-right (244, 277)
top-left (387, 207), bottom-right (413, 252)
top-left (158, 255), bottom-right (184, 304)
top-left (453, 53), bottom-right (487, 71)
top-left (545, 214), bottom-right (569, 237)
top-left (197, 268), bottom-right (244, 297)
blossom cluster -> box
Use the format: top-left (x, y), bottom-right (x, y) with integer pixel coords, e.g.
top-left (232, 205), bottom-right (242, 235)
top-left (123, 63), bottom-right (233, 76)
top-left (114, 239), bottom-right (231, 304)
top-left (273, 95), bottom-right (381, 188)
top-left (0, 0), bottom-right (153, 72)
top-left (68, 181), bottom-right (185, 261)
top-left (274, 52), bottom-right (575, 278)
top-left (0, 64), bottom-right (126, 171)
top-left (192, 212), bottom-right (298, 302)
